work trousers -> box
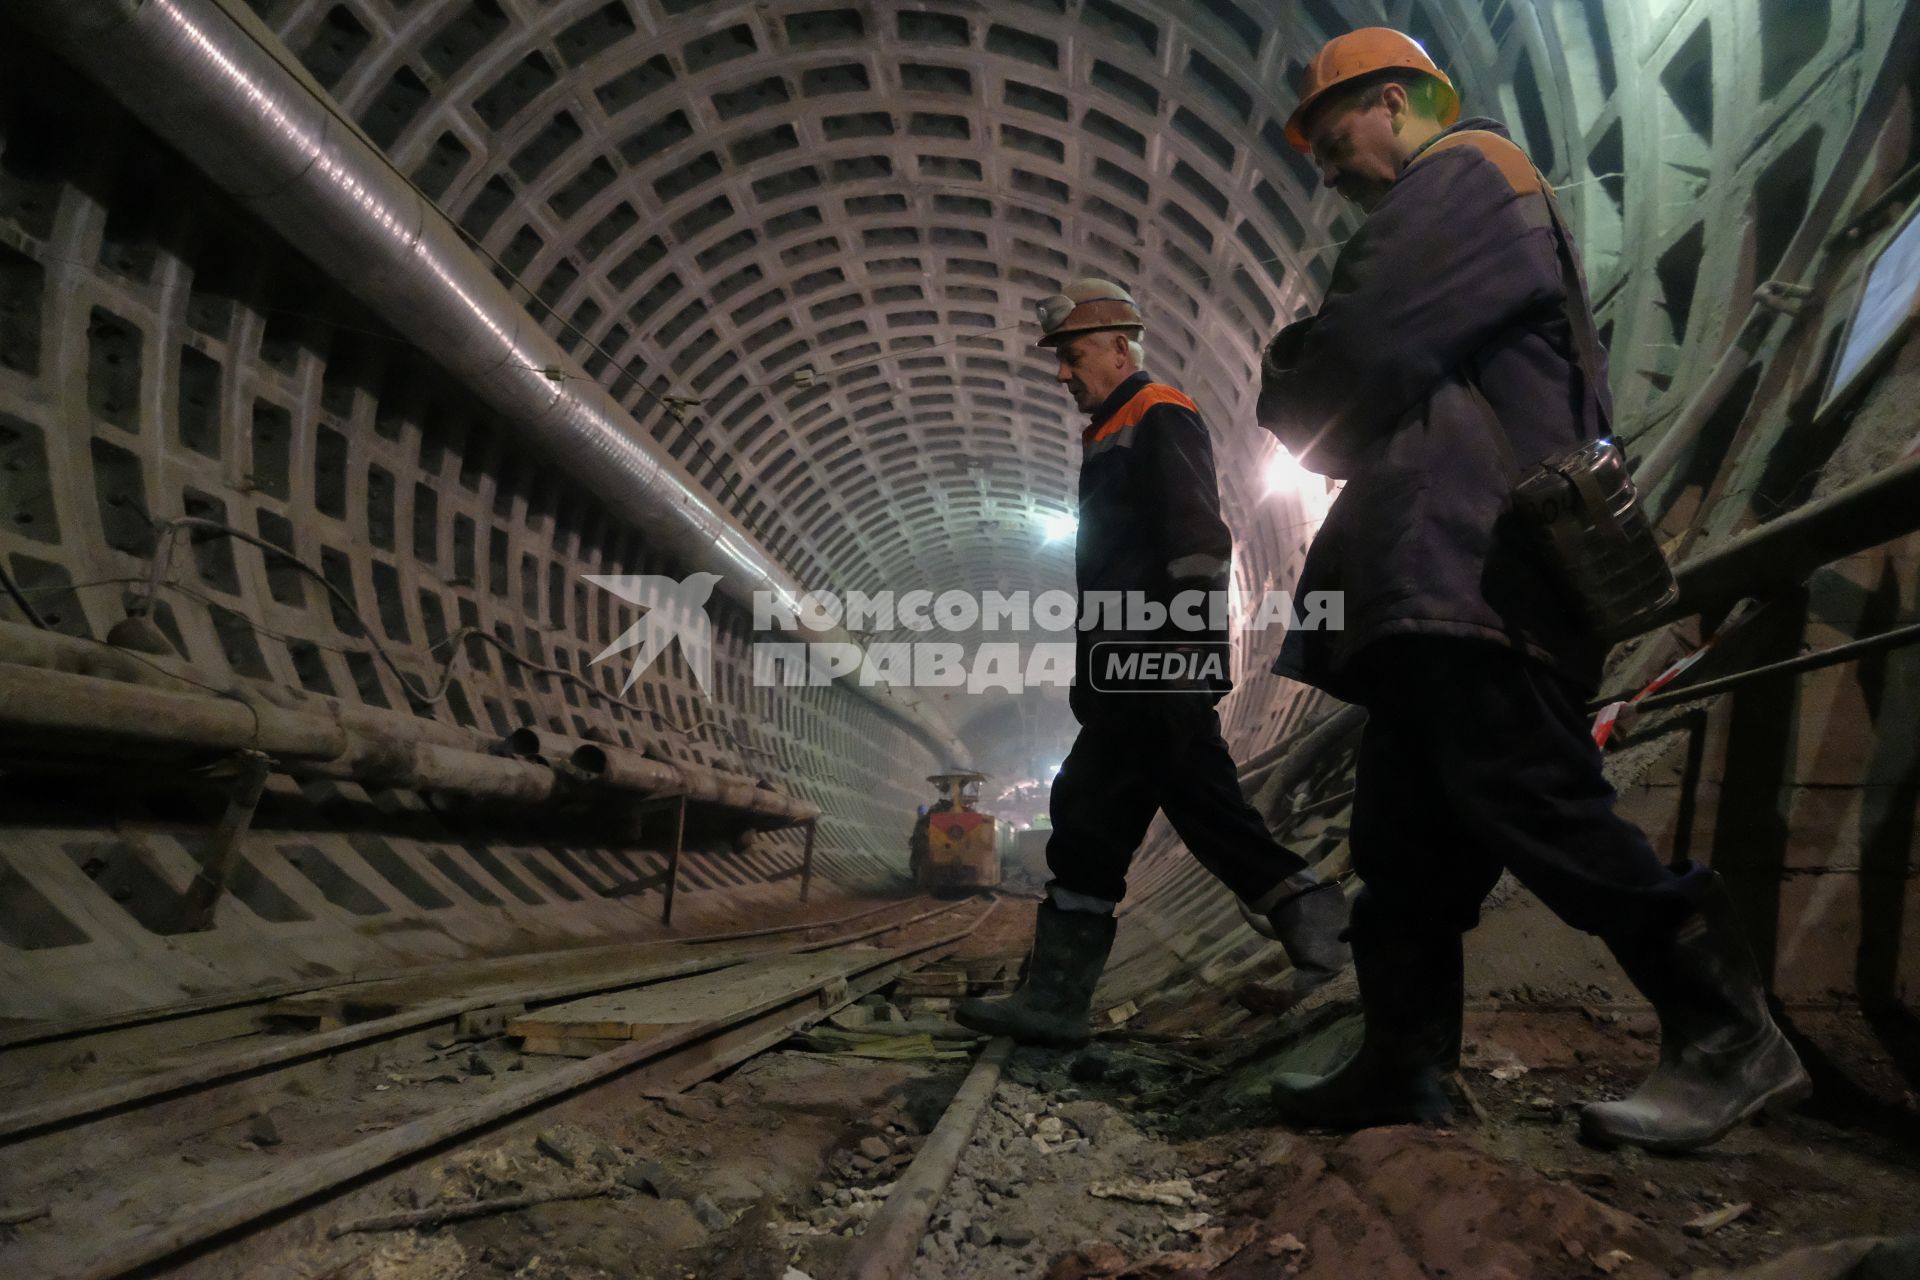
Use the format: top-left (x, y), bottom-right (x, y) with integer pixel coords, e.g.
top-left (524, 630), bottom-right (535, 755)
top-left (1348, 636), bottom-right (1708, 942)
top-left (1045, 691), bottom-right (1308, 906)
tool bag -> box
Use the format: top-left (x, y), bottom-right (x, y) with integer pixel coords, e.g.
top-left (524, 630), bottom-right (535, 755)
top-left (1502, 168), bottom-right (1677, 640)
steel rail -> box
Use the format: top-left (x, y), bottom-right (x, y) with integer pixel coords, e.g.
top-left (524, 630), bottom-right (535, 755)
top-left (840, 1037), bottom-right (1015, 1280)
top-left (7, 0), bottom-right (969, 767)
top-left (0, 897), bottom-right (978, 1142)
top-left (790, 897), bottom-right (980, 953)
top-left (0, 953), bottom-right (748, 1143)
top-left (684, 896), bottom-right (916, 945)
top-left (0, 897), bottom-right (930, 1053)
top-left (45, 905), bottom-right (994, 1280)
top-left (1654, 453), bottom-right (1920, 627)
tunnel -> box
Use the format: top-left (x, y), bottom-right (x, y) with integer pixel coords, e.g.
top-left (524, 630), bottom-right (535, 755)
top-left (0, 0), bottom-right (1917, 1275)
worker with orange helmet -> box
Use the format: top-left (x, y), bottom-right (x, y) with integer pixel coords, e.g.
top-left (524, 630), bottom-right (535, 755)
top-left (1255, 29), bottom-right (1807, 1152)
top-left (954, 280), bottom-right (1351, 1049)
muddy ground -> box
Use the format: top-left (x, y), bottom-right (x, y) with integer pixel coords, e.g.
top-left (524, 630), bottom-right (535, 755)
top-left (72, 886), bottom-right (1910, 1279)
top-left (227, 977), bottom-right (1920, 1280)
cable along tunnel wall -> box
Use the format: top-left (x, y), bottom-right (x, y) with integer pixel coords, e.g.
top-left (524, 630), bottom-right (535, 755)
top-left (0, 37), bottom-right (943, 1025)
top-left (1, 0), bottom-right (1917, 1028)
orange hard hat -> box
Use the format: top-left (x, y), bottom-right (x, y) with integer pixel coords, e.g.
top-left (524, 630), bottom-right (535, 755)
top-left (1035, 278), bottom-right (1144, 349)
top-left (1283, 27), bottom-right (1460, 153)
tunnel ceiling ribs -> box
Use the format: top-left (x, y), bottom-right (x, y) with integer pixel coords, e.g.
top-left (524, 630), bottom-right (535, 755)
top-left (231, 0), bottom-right (1879, 661)
top-left (257, 0), bottom-right (1431, 606)
top-left (0, 0), bottom-right (1897, 1003)
top-left (0, 46), bottom-right (948, 901)
top-left (14, 0), bottom-right (1879, 715)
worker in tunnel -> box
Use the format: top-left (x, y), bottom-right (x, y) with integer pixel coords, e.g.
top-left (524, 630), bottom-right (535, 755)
top-left (955, 279), bottom-right (1350, 1048)
top-left (1253, 28), bottom-right (1810, 1152)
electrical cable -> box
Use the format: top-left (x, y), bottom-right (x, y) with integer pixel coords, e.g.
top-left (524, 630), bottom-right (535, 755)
top-left (64, 3), bottom-right (1358, 690)
top-left (166, 0), bottom-right (1355, 532)
top-left (0, 559), bottom-right (52, 630)
top-left (0, 562), bottom-right (268, 747)
top-left (127, 516), bottom-right (777, 770)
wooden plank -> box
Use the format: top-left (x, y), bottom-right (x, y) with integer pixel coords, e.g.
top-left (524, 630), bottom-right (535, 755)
top-left (0, 897), bottom-right (929, 1053)
top-left (894, 971), bottom-right (967, 997)
top-left (519, 1034), bottom-right (635, 1059)
top-left (0, 946), bottom-right (760, 1141)
top-left (0, 906), bottom-right (980, 1138)
top-left (262, 994), bottom-right (401, 1026)
top-left (628, 946), bottom-right (957, 1099)
top-left (46, 919), bottom-right (982, 1280)
top-left (509, 952), bottom-right (876, 1041)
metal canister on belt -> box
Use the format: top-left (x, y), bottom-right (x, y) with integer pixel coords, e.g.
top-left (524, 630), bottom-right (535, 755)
top-left (1511, 438), bottom-right (1678, 639)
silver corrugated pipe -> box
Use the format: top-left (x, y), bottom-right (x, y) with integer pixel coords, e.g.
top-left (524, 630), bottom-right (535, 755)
top-left (13, 0), bottom-right (970, 769)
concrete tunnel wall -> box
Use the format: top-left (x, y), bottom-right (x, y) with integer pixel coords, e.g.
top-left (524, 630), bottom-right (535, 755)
top-left (0, 0), bottom-right (1914, 1026)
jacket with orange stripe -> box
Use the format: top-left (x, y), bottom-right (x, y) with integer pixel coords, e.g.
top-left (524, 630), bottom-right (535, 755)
top-left (1256, 118), bottom-right (1610, 701)
top-left (1074, 370), bottom-right (1234, 700)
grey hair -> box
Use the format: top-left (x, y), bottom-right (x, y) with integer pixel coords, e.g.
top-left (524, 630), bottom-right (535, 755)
top-left (1126, 336), bottom-right (1146, 366)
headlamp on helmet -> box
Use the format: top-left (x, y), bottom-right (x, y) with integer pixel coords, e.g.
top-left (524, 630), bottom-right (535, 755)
top-left (1034, 280), bottom-right (1144, 348)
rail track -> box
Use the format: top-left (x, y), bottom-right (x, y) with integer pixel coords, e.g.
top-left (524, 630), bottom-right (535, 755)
top-left (0, 894), bottom-right (1002, 1280)
top-left (0, 895), bottom-right (923, 1057)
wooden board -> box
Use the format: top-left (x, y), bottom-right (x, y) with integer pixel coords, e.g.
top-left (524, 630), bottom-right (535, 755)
top-left (260, 941), bottom-right (770, 1031)
top-left (507, 951), bottom-right (877, 1044)
top-left (263, 994), bottom-right (402, 1029)
top-left (517, 1033), bottom-right (662, 1059)
top-left (893, 970), bottom-right (968, 997)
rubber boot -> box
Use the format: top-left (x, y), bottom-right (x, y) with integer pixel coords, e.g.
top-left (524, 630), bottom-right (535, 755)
top-left (1269, 893), bottom-right (1460, 1129)
top-left (1580, 874), bottom-right (1811, 1152)
top-left (1234, 869), bottom-right (1352, 1013)
top-left (954, 898), bottom-right (1117, 1048)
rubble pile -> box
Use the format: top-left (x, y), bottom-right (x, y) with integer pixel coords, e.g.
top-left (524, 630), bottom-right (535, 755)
top-left (779, 1116), bottom-right (924, 1240)
top-left (903, 1067), bottom-right (1222, 1278)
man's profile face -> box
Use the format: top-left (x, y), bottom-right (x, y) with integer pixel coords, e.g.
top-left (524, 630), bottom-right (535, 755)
top-left (1055, 332), bottom-right (1129, 413)
top-left (1305, 85), bottom-right (1405, 211)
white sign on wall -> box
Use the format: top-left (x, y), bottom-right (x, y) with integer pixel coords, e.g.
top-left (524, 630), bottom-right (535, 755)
top-left (1822, 198), bottom-right (1920, 416)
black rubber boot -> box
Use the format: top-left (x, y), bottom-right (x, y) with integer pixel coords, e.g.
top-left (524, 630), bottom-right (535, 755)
top-left (1269, 893), bottom-right (1460, 1129)
top-left (1235, 870), bottom-right (1352, 1013)
top-left (1581, 874), bottom-right (1811, 1152)
top-left (954, 899), bottom-right (1116, 1048)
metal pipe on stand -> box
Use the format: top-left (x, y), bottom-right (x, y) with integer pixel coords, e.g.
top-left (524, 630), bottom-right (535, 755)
top-left (9, 0), bottom-right (970, 771)
top-left (1630, 619), bottom-right (1920, 715)
top-left (1641, 452), bottom-right (1920, 630)
top-left (0, 620), bottom-right (817, 825)
top-left (0, 662), bottom-right (346, 763)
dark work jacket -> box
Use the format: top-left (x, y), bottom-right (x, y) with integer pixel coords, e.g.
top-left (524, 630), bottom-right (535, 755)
top-left (1257, 118), bottom-right (1610, 704)
top-left (1073, 371), bottom-right (1234, 716)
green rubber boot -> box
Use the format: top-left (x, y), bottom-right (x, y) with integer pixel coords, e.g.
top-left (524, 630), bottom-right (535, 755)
top-left (954, 898), bottom-right (1116, 1048)
top-left (1234, 869), bottom-right (1352, 1014)
top-left (1270, 893), bottom-right (1460, 1129)
top-left (1581, 874), bottom-right (1811, 1152)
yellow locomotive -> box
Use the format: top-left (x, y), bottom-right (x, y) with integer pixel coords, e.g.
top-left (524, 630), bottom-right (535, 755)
top-left (907, 772), bottom-right (1010, 895)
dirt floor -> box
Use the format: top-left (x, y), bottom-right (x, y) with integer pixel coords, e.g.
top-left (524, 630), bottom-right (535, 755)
top-left (11, 884), bottom-right (1914, 1280)
top-left (166, 987), bottom-right (1920, 1280)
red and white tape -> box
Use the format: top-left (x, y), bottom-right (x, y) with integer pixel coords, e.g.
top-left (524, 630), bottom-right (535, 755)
top-left (1591, 602), bottom-right (1759, 747)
